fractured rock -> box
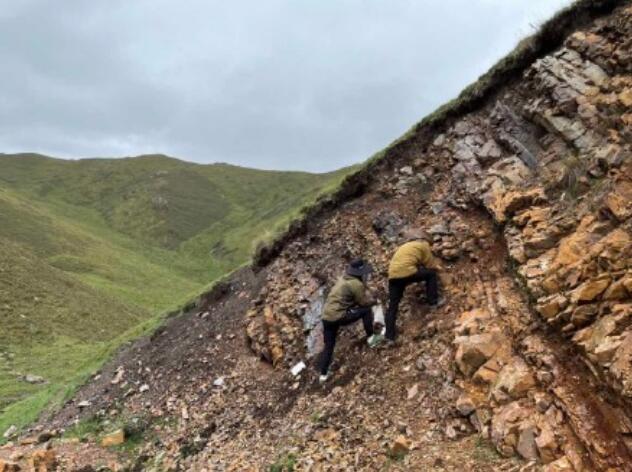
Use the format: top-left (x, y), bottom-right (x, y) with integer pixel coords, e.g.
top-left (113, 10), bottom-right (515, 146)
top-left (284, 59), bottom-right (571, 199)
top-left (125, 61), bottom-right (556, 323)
top-left (534, 392), bottom-right (552, 413)
top-left (491, 401), bottom-right (530, 457)
top-left (571, 277), bottom-right (611, 303)
top-left (477, 139), bottom-right (503, 162)
top-left (470, 408), bottom-right (492, 436)
top-left (454, 309), bottom-right (491, 335)
top-left (101, 429), bottom-right (125, 447)
top-left (0, 461), bottom-right (21, 472)
top-left (516, 423), bottom-right (539, 461)
top-left (491, 358), bottom-right (536, 402)
top-left (610, 331), bottom-right (632, 396)
top-left (604, 275), bottom-right (631, 300)
top-left (486, 187), bottom-right (547, 224)
top-left (593, 335), bottom-right (623, 364)
top-left (455, 333), bottom-right (502, 377)
top-left (456, 393), bottom-right (476, 416)
top-left (473, 356), bottom-right (506, 385)
top-left (390, 435), bottom-right (411, 457)
top-left (29, 450), bottom-right (57, 472)
top-left (536, 423), bottom-right (560, 464)
top-left (606, 179), bottom-right (632, 221)
top-left (537, 294), bottom-right (568, 320)
top-left (542, 456), bottom-right (574, 472)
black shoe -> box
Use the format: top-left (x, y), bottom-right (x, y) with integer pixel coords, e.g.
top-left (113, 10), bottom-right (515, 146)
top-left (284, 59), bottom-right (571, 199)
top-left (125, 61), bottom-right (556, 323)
top-left (429, 298), bottom-right (445, 308)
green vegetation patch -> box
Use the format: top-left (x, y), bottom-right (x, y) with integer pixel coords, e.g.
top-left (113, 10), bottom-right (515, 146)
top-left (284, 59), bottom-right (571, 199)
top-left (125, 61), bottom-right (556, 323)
top-left (0, 153), bottom-right (352, 435)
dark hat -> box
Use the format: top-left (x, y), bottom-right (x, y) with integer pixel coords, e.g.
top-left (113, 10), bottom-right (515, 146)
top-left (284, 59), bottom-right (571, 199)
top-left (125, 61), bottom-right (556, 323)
top-left (346, 259), bottom-right (373, 277)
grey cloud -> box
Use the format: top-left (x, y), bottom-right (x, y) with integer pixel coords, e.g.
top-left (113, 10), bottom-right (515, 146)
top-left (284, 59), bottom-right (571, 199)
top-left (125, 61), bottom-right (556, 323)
top-left (0, 0), bottom-right (572, 171)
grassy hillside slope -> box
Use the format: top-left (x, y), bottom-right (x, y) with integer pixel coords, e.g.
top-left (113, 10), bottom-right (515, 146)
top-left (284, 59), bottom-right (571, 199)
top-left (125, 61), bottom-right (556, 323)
top-left (0, 153), bottom-right (351, 433)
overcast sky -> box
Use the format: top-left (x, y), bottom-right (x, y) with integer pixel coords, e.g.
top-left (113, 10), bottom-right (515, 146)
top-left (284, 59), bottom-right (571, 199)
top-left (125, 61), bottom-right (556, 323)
top-left (0, 0), bottom-right (573, 172)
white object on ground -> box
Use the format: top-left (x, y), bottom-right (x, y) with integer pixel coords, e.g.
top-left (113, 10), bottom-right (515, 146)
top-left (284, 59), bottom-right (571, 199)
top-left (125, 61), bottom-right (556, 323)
top-left (213, 377), bottom-right (225, 387)
top-left (318, 374), bottom-right (329, 384)
top-left (368, 333), bottom-right (384, 348)
top-left (373, 304), bottom-right (385, 326)
top-left (291, 361), bottom-right (306, 376)
top-left (3, 425), bottom-right (17, 439)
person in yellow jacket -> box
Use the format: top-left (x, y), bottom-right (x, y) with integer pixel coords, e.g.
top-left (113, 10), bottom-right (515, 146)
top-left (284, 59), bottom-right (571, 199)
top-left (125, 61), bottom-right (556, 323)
top-left (385, 230), bottom-right (440, 341)
top-left (318, 259), bottom-right (382, 383)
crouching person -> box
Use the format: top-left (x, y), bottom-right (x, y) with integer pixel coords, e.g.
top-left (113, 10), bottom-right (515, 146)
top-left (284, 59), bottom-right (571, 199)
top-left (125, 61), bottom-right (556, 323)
top-left (318, 259), bottom-right (382, 383)
top-left (385, 230), bottom-right (441, 342)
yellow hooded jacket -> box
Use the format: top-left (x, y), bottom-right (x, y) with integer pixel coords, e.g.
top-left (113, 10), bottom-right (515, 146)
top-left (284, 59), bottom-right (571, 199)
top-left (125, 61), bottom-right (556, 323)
top-left (388, 240), bottom-right (437, 280)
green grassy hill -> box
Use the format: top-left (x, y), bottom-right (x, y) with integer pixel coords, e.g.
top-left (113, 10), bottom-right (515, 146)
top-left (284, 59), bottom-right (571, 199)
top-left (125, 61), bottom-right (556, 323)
top-left (0, 153), bottom-right (351, 434)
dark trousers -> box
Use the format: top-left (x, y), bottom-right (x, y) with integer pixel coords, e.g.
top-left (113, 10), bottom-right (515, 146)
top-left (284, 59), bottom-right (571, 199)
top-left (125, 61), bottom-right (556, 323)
top-left (318, 307), bottom-right (374, 375)
top-left (385, 267), bottom-right (438, 340)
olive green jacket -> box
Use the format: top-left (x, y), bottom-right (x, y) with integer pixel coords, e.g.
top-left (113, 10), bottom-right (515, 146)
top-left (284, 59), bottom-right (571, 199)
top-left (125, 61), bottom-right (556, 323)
top-left (322, 275), bottom-right (375, 322)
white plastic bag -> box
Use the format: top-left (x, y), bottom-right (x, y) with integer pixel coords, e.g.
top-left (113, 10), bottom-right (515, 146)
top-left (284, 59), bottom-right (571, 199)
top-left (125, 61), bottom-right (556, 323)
top-left (372, 303), bottom-right (385, 326)
top-left (291, 361), bottom-right (306, 376)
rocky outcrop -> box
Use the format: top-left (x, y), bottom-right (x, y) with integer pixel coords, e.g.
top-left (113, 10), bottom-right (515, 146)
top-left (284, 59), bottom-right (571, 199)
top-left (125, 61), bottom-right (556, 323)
top-left (244, 3), bottom-right (632, 469)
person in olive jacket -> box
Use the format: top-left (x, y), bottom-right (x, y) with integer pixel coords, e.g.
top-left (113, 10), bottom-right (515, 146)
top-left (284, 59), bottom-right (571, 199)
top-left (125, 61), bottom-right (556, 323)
top-left (318, 259), bottom-right (381, 383)
top-left (385, 230), bottom-right (440, 342)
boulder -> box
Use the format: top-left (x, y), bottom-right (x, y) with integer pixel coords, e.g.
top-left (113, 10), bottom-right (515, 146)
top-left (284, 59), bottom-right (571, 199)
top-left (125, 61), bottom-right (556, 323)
top-left (433, 134), bottom-right (446, 147)
top-left (604, 276), bottom-right (630, 300)
top-left (516, 424), bottom-right (539, 461)
top-left (390, 435), bottom-right (411, 457)
top-left (593, 335), bottom-right (623, 364)
top-left (486, 187), bottom-right (547, 224)
top-left (535, 423), bottom-right (559, 464)
top-left (455, 333), bottom-right (502, 377)
top-left (491, 358), bottom-right (536, 402)
top-left (536, 295), bottom-right (568, 320)
top-left (473, 356), bottom-right (505, 385)
top-left (428, 222), bottom-right (450, 236)
top-left (624, 276), bottom-right (632, 294)
top-left (542, 111), bottom-right (587, 143)
top-left (263, 306), bottom-right (284, 366)
top-left (0, 460), bottom-right (21, 472)
top-left (571, 277), bottom-right (611, 303)
top-left (29, 450), bottom-right (57, 472)
top-left (573, 309), bottom-right (629, 355)
top-left (619, 88), bottom-right (632, 107)
top-left (551, 215), bottom-right (605, 268)
top-left (456, 394), bottom-right (476, 416)
top-left (477, 139), bottom-right (503, 162)
top-left (470, 408), bottom-right (492, 436)
top-left (534, 392), bottom-right (552, 413)
top-left (606, 179), bottom-right (632, 221)
top-left (570, 304), bottom-right (598, 328)
top-left (371, 211), bottom-right (405, 242)
top-left (491, 402), bottom-right (530, 457)
top-left (101, 429), bottom-right (125, 447)
top-left (454, 309), bottom-right (491, 335)
top-left (542, 456), bottom-right (574, 472)
top-left (610, 331), bottom-right (632, 396)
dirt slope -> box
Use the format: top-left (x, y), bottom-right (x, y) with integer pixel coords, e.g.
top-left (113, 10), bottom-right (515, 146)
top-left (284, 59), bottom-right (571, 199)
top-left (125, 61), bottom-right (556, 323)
top-left (2, 1), bottom-right (632, 471)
